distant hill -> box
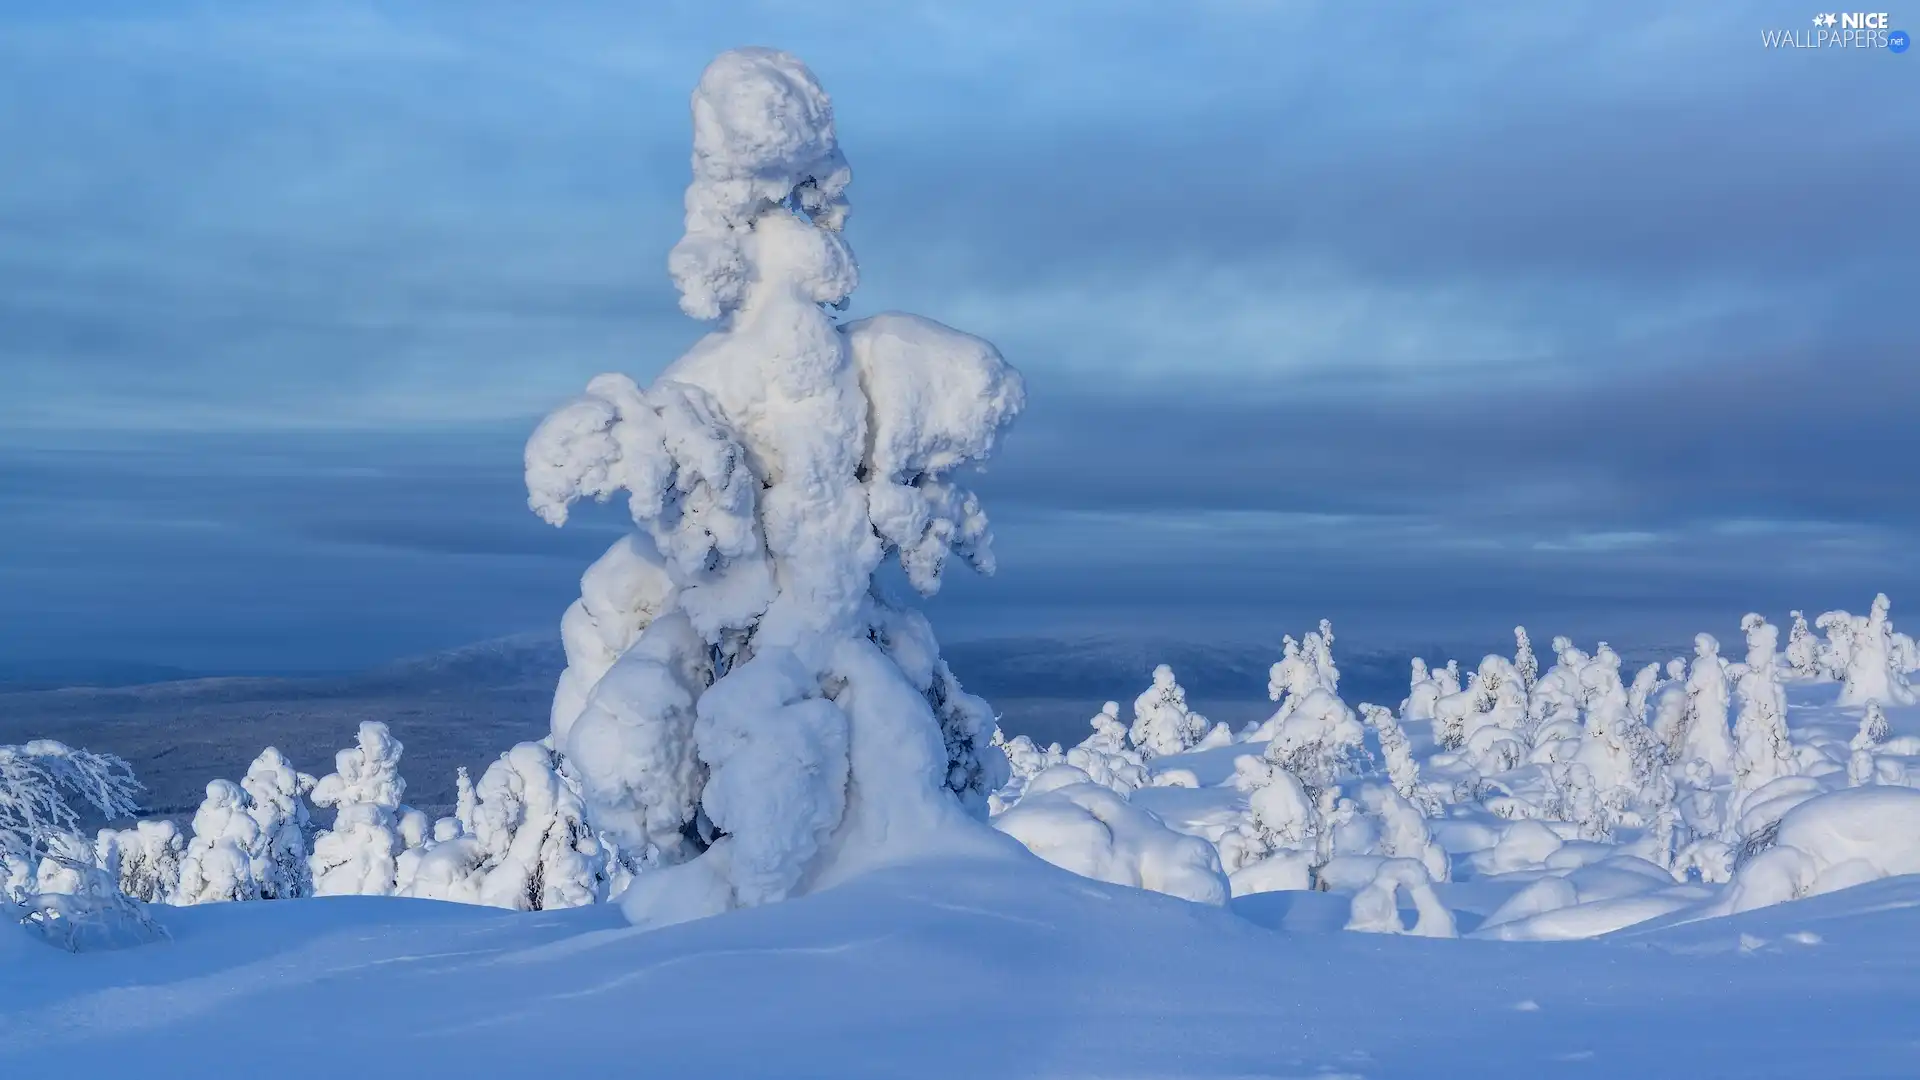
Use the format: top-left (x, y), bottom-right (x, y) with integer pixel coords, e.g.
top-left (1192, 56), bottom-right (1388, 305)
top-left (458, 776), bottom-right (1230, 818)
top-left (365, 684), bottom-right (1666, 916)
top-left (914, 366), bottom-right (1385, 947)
top-left (1, 630), bottom-right (1693, 824)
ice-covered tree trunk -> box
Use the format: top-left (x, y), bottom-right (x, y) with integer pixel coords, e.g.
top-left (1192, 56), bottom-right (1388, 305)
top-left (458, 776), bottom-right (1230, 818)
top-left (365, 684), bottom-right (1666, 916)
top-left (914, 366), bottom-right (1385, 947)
top-left (526, 49), bottom-right (1021, 924)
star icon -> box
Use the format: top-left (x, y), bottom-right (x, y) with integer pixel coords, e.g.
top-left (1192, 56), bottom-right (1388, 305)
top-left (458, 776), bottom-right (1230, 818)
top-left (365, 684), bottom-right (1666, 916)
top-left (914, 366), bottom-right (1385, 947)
top-left (1825, 13), bottom-right (1839, 26)
top-left (1814, 13), bottom-right (1827, 25)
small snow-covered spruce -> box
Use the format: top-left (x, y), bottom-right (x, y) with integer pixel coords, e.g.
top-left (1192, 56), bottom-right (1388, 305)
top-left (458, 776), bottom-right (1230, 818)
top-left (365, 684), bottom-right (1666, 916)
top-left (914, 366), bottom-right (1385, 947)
top-left (1130, 665), bottom-right (1207, 759)
top-left (1627, 662), bottom-right (1661, 726)
top-left (1513, 627), bottom-right (1539, 697)
top-left (1677, 634), bottom-right (1735, 777)
top-left (401, 742), bottom-right (610, 911)
top-left (1839, 594), bottom-right (1917, 707)
top-left (308, 722), bottom-right (417, 897)
top-left (175, 780), bottom-right (266, 904)
top-left (1784, 610), bottom-right (1821, 679)
top-left (525, 49), bottom-right (1022, 922)
top-left (242, 747), bottom-right (317, 900)
top-left (1218, 757), bottom-right (1317, 875)
top-left (1401, 657), bottom-right (1441, 722)
top-left (1359, 703), bottom-right (1438, 815)
top-left (1265, 690), bottom-right (1368, 796)
top-left (1066, 704), bottom-right (1150, 795)
top-left (1849, 701), bottom-right (1889, 788)
top-left (1731, 614), bottom-right (1795, 798)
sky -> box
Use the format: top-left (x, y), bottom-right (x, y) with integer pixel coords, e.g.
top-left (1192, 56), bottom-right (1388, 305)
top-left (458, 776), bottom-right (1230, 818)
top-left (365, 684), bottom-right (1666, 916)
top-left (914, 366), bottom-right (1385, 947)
top-left (1, 1), bottom-right (1915, 674)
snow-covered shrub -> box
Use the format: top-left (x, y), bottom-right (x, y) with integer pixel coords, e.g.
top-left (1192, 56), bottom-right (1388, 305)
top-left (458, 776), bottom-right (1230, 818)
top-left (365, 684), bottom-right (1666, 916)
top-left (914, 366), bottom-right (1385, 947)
top-left (308, 722), bottom-right (411, 897)
top-left (991, 770), bottom-right (1229, 905)
top-left (241, 747), bottom-right (317, 900)
top-left (1402, 658), bottom-right (1443, 722)
top-left (1264, 691), bottom-right (1368, 794)
top-left (1838, 594), bottom-right (1916, 707)
top-left (1064, 715), bottom-right (1149, 797)
top-left (1784, 610), bottom-right (1821, 679)
top-left (1356, 783), bottom-right (1449, 883)
top-left (1626, 662), bottom-right (1661, 726)
top-left (1849, 702), bottom-right (1889, 788)
top-left (1731, 615), bottom-right (1795, 797)
top-left (98, 820), bottom-right (184, 904)
top-left (1359, 703), bottom-right (1437, 815)
top-left (1129, 665), bottom-right (1207, 759)
top-left (1345, 857), bottom-right (1455, 938)
top-left (1216, 757), bottom-right (1317, 874)
top-left (1677, 634), bottom-right (1735, 776)
top-left (463, 742), bottom-right (608, 911)
top-left (1, 740), bottom-right (142, 905)
top-left (1816, 608), bottom-right (1857, 682)
top-left (988, 732), bottom-right (1064, 813)
top-left (526, 49), bottom-right (1022, 923)
top-left (175, 780), bottom-right (266, 904)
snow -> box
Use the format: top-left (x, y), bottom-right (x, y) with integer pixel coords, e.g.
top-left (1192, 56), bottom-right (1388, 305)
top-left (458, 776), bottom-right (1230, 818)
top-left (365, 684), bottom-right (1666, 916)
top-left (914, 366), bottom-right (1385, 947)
top-left (9, 42), bottom-right (1920, 1078)
top-left (9, 853), bottom-right (1920, 1077)
top-left (990, 771), bottom-right (1229, 905)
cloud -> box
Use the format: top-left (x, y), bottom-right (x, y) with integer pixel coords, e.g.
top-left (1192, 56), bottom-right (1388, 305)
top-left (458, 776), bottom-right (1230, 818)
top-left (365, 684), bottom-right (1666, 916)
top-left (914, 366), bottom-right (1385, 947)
top-left (0, 1), bottom-right (1913, 669)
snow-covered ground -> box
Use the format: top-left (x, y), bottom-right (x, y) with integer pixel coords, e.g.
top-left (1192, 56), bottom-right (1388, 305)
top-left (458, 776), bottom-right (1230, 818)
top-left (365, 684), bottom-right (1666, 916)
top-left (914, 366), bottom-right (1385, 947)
top-left (6, 850), bottom-right (1920, 1078)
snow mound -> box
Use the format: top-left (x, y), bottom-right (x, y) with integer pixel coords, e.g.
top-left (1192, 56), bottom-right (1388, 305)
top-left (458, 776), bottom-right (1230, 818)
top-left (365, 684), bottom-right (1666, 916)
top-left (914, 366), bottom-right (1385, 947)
top-left (1717, 786), bottom-right (1920, 915)
top-left (992, 770), bottom-right (1229, 905)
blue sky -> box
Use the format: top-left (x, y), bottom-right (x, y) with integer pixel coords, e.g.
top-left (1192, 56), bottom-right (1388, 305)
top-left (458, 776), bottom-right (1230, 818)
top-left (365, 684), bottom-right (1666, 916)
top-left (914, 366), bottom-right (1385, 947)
top-left (1, 1), bottom-right (1915, 673)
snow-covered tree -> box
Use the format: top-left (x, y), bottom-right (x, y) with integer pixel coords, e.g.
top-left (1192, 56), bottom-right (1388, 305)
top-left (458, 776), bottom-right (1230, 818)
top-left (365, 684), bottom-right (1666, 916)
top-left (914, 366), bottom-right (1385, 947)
top-left (1849, 701), bottom-right (1889, 788)
top-left (471, 742), bottom-right (608, 910)
top-left (1, 741), bottom-right (142, 904)
top-left (524, 50), bottom-right (1022, 922)
top-left (1513, 626), bottom-right (1539, 697)
top-left (1130, 665), bottom-right (1208, 759)
top-left (1784, 610), bottom-right (1821, 679)
top-left (241, 747), bottom-right (317, 900)
top-left (1265, 688), bottom-right (1367, 795)
top-left (1217, 757), bottom-right (1317, 874)
top-left (1065, 704), bottom-right (1150, 796)
top-left (1816, 608), bottom-right (1857, 682)
top-left (1731, 614), bottom-right (1794, 796)
top-left (1401, 657), bottom-right (1442, 722)
top-left (1359, 703), bottom-right (1437, 815)
top-left (98, 820), bottom-right (184, 904)
top-left (175, 780), bottom-right (265, 904)
top-left (1839, 594), bottom-right (1916, 707)
top-left (453, 766), bottom-right (479, 834)
top-left (1678, 634), bottom-right (1735, 776)
top-left (1627, 662), bottom-right (1661, 726)
top-left (308, 722), bottom-right (411, 897)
